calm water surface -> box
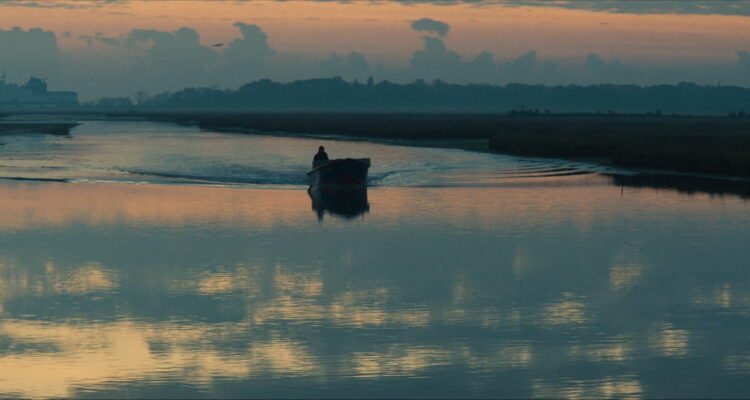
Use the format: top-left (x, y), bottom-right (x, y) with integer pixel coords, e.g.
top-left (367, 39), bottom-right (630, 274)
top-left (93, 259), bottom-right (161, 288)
top-left (0, 121), bottom-right (748, 398)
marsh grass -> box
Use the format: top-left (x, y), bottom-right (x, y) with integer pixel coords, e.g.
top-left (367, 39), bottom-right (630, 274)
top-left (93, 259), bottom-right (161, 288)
top-left (488, 116), bottom-right (750, 176)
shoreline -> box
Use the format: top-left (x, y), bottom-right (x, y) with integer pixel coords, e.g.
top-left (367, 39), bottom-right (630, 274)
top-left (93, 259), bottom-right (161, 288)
top-left (178, 112), bottom-right (750, 179)
top-left (190, 119), bottom-right (750, 200)
top-left (1, 112), bottom-right (749, 198)
top-left (6, 111), bottom-right (750, 180)
top-left (196, 124), bottom-right (492, 153)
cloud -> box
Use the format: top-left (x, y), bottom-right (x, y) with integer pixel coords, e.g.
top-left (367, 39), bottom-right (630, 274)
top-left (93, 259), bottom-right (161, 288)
top-left (0, 26), bottom-right (62, 82)
top-left (504, 0), bottom-right (750, 17)
top-left (127, 27), bottom-right (217, 70)
top-left (4, 0), bottom-right (750, 17)
top-left (226, 23), bottom-right (275, 65)
top-left (496, 51), bottom-right (540, 83)
top-left (77, 32), bottom-right (121, 47)
top-left (57, 23), bottom-right (277, 98)
top-left (410, 36), bottom-right (461, 80)
top-left (512, 50), bottom-right (537, 71)
top-left (319, 51), bottom-right (371, 81)
top-left (4, 19), bottom-right (750, 101)
top-left (127, 28), bottom-right (218, 92)
top-left (0, 0), bottom-right (127, 9)
top-left (62, 27), bottom-right (219, 98)
top-left (583, 53), bottom-right (635, 83)
top-left (585, 53), bottom-right (605, 70)
top-left (201, 0), bottom-right (750, 17)
top-left (466, 51), bottom-right (496, 82)
top-left (222, 22), bottom-right (276, 84)
top-left (738, 51), bottom-right (750, 70)
top-left (410, 18), bottom-right (450, 37)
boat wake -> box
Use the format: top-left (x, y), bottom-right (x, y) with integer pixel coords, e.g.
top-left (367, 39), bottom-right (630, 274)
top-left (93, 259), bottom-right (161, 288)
top-left (0, 158), bottom-right (607, 189)
top-left (121, 167), bottom-right (309, 186)
top-left (368, 159), bottom-right (605, 188)
top-left (0, 120), bottom-right (617, 189)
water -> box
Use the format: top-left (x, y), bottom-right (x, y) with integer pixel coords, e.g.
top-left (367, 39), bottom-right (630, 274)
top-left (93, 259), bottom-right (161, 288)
top-left (0, 120), bottom-right (620, 187)
top-left (0, 120), bottom-right (748, 398)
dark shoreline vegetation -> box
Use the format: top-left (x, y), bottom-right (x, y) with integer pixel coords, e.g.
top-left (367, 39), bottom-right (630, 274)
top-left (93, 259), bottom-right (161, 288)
top-left (487, 115), bottom-right (750, 177)
top-left (92, 79), bottom-right (750, 115)
top-left (0, 121), bottom-right (79, 136)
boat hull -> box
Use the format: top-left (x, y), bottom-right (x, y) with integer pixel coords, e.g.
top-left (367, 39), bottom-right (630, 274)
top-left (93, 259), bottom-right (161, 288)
top-left (307, 158), bottom-right (370, 186)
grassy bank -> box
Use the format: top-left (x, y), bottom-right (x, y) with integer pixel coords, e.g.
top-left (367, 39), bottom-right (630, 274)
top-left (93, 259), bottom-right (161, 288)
top-left (487, 116), bottom-right (750, 177)
top-left (188, 112), bottom-right (495, 152)
top-left (0, 121), bottom-right (79, 136)
top-left (191, 112), bottom-right (499, 140)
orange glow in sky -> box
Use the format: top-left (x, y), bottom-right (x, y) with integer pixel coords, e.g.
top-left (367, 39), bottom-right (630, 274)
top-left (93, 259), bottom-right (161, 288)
top-left (1, 1), bottom-right (749, 63)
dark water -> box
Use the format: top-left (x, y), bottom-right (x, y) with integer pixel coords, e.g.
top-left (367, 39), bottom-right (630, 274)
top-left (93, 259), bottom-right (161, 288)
top-left (0, 121), bottom-right (748, 398)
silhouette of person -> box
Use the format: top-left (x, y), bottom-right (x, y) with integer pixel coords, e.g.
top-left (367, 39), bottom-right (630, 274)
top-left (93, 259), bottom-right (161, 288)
top-left (314, 146), bottom-right (329, 162)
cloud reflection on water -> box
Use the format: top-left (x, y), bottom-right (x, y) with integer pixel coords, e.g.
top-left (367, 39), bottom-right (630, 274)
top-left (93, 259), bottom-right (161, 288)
top-left (0, 180), bottom-right (747, 397)
top-left (0, 177), bottom-right (744, 232)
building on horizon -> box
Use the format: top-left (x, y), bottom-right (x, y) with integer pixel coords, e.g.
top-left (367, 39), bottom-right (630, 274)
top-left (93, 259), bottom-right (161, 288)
top-left (0, 75), bottom-right (79, 110)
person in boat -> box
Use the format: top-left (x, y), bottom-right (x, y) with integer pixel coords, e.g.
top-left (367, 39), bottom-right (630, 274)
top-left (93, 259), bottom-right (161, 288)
top-left (314, 146), bottom-right (329, 162)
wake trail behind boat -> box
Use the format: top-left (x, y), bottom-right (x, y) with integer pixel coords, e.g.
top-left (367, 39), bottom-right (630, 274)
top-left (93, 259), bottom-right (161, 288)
top-left (0, 120), bottom-right (615, 188)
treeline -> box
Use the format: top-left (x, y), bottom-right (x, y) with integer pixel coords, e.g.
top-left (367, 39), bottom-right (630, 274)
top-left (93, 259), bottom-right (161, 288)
top-left (119, 78), bottom-right (750, 115)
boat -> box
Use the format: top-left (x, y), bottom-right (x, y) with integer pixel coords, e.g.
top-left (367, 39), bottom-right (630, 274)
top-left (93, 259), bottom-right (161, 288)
top-left (307, 158), bottom-right (370, 186)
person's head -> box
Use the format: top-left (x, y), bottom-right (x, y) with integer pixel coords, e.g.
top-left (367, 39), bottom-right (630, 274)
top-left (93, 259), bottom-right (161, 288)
top-left (318, 146), bottom-right (325, 152)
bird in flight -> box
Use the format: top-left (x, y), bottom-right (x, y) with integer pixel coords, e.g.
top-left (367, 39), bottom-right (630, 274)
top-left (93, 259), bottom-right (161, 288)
top-left (212, 43), bottom-right (224, 47)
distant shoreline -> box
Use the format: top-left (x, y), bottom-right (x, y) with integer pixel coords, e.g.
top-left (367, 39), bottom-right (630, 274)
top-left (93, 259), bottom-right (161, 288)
top-left (190, 124), bottom-right (491, 153)
top-left (4, 110), bottom-right (750, 178)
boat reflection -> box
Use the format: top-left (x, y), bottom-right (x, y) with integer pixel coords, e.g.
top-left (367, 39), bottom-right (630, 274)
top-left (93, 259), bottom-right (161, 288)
top-left (308, 185), bottom-right (370, 220)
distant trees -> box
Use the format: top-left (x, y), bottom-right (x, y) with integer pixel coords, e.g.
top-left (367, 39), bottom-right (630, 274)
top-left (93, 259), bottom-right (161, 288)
top-left (111, 78), bottom-right (750, 115)
top-left (83, 96), bottom-right (133, 110)
top-left (729, 111), bottom-right (749, 118)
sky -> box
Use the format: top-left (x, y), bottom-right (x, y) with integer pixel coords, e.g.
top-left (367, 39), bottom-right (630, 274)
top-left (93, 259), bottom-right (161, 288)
top-left (1, 0), bottom-right (750, 100)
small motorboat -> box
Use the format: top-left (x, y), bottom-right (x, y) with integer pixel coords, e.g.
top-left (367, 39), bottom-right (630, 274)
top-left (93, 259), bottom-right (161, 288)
top-left (307, 158), bottom-right (370, 186)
